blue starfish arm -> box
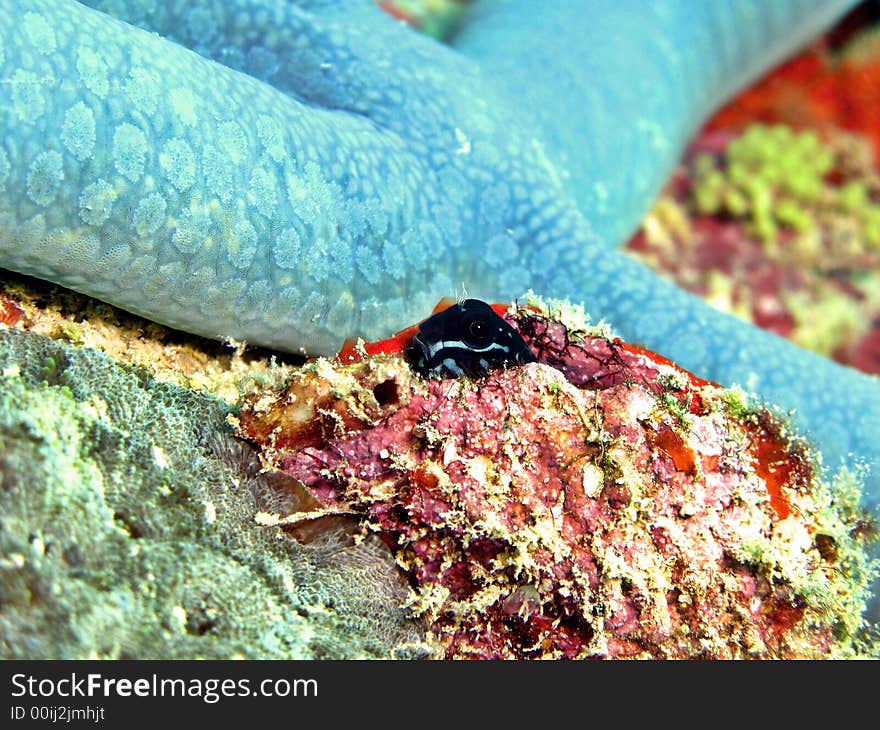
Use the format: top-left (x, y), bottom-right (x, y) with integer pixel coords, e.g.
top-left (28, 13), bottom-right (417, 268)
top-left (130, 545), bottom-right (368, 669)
top-left (1, 0), bottom-right (878, 503)
top-left (2, 0), bottom-right (595, 354)
top-left (453, 0), bottom-right (859, 246)
top-left (0, 0), bottom-right (472, 352)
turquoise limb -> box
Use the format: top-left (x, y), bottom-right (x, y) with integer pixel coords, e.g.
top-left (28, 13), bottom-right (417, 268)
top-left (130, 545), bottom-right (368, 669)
top-left (1, 0), bottom-right (592, 353)
top-left (454, 0), bottom-right (859, 246)
top-left (1, 0), bottom-right (879, 505)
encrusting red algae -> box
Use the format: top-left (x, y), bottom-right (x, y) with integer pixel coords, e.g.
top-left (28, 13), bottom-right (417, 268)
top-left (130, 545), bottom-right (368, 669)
top-left (237, 299), bottom-right (877, 659)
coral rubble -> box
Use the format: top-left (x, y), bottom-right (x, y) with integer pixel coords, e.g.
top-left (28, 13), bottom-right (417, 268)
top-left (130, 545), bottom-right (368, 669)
top-left (0, 270), bottom-right (304, 404)
top-left (238, 302), bottom-right (877, 659)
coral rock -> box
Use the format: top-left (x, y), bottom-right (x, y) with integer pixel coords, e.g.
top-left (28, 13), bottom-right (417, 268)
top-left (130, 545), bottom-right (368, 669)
top-left (238, 304), bottom-right (876, 659)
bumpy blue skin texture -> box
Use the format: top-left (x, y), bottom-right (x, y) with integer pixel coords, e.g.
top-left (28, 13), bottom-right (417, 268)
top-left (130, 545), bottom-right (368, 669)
top-left (1, 0), bottom-right (878, 505)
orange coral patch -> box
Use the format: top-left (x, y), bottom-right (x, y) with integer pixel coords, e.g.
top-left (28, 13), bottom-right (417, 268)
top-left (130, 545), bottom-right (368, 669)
top-left (744, 418), bottom-right (808, 521)
top-left (0, 291), bottom-right (24, 327)
top-left (653, 426), bottom-right (697, 475)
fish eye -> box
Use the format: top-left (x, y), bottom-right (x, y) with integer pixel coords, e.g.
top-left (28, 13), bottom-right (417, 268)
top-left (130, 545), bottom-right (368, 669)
top-left (465, 316), bottom-right (492, 345)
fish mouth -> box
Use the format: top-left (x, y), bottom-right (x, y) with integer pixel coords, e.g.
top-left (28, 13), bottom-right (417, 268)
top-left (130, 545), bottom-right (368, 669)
top-left (404, 332), bottom-right (431, 372)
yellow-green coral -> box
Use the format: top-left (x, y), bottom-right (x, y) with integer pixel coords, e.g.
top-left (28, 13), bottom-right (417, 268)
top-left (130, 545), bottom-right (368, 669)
top-left (692, 124), bottom-right (880, 249)
top-left (632, 123), bottom-right (880, 372)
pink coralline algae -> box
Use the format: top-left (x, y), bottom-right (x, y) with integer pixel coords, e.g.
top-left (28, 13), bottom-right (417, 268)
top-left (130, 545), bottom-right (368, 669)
top-left (237, 302), bottom-right (876, 659)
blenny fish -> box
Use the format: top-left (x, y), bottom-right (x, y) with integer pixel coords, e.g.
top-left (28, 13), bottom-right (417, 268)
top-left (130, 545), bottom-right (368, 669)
top-left (405, 299), bottom-right (536, 378)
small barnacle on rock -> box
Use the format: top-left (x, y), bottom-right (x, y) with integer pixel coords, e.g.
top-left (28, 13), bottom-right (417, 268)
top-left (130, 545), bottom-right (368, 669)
top-left (238, 301), bottom-right (878, 659)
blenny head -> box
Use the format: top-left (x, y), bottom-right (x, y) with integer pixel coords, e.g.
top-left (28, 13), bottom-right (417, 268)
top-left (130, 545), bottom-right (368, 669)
top-left (405, 299), bottom-right (537, 378)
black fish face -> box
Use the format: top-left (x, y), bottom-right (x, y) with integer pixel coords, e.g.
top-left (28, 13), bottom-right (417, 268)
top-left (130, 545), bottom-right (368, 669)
top-left (405, 299), bottom-right (537, 378)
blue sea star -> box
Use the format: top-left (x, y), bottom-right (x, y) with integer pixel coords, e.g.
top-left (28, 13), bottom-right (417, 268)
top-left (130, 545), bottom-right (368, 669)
top-left (1, 0), bottom-right (878, 506)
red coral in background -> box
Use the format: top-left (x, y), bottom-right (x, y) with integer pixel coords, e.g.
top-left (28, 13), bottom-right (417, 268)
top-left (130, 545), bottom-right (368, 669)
top-left (707, 4), bottom-right (880, 162)
top-left (646, 4), bottom-right (880, 377)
